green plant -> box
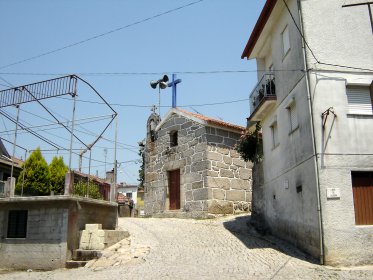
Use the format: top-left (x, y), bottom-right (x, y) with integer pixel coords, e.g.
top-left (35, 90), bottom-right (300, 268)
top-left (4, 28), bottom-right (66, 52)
top-left (15, 148), bottom-right (51, 196)
top-left (73, 180), bottom-right (103, 200)
top-left (235, 122), bottom-right (263, 163)
top-left (49, 156), bottom-right (68, 194)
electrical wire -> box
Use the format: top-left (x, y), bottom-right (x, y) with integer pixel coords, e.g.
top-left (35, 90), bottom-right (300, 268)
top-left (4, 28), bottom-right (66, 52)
top-left (0, 0), bottom-right (204, 70)
top-left (282, 0), bottom-right (373, 72)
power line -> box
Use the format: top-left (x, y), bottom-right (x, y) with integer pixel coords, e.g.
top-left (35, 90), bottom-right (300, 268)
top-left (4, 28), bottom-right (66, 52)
top-left (55, 96), bottom-right (250, 108)
top-left (0, 69), bottom-right (303, 76)
top-left (0, 0), bottom-right (204, 70)
top-left (282, 0), bottom-right (373, 72)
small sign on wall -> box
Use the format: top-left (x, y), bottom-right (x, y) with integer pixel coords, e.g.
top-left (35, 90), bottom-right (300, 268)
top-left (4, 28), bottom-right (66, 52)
top-left (326, 188), bottom-right (341, 199)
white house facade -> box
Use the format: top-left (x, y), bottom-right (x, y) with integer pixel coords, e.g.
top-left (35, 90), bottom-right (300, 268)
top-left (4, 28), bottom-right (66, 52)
top-left (242, 0), bottom-right (373, 266)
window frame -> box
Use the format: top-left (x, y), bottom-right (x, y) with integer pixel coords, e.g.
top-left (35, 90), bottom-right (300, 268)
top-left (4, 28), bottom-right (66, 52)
top-left (7, 210), bottom-right (28, 238)
top-left (281, 25), bottom-right (291, 59)
top-left (346, 85), bottom-right (373, 116)
top-left (270, 121), bottom-right (279, 149)
top-left (170, 130), bottom-right (178, 147)
top-left (287, 101), bottom-right (299, 134)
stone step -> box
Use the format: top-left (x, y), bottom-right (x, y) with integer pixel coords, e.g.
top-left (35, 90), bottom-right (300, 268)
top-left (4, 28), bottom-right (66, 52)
top-left (72, 249), bottom-right (103, 261)
top-left (65, 260), bottom-right (88, 269)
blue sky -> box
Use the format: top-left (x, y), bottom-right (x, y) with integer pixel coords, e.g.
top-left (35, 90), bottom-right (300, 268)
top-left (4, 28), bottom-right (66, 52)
top-left (0, 0), bottom-right (265, 184)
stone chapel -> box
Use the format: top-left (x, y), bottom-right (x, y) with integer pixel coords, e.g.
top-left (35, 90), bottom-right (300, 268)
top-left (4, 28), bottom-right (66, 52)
top-left (144, 107), bottom-right (252, 218)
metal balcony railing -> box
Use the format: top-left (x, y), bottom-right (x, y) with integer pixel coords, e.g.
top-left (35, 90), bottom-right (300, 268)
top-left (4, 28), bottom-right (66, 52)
top-left (249, 73), bottom-right (276, 116)
top-left (0, 181), bottom-right (4, 196)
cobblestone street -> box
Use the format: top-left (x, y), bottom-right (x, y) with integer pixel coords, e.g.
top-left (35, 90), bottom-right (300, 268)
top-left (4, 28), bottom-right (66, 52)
top-left (1, 215), bottom-right (372, 280)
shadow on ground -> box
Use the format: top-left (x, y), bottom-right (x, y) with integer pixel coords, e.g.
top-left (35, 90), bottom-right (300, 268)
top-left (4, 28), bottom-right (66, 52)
top-left (223, 215), bottom-right (318, 264)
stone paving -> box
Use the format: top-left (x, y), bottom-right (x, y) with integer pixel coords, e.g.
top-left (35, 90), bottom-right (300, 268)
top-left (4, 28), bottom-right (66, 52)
top-left (1, 215), bottom-right (372, 280)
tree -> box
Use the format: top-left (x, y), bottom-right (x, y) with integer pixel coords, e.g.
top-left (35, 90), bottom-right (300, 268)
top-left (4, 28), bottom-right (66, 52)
top-left (138, 140), bottom-right (145, 189)
top-left (15, 148), bottom-right (51, 196)
top-left (235, 122), bottom-right (263, 163)
top-left (73, 180), bottom-right (103, 200)
top-left (49, 156), bottom-right (68, 194)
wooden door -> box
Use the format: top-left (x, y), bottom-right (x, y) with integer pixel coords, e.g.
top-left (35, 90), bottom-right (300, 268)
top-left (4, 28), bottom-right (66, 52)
top-left (352, 172), bottom-right (373, 225)
top-left (168, 170), bottom-right (180, 210)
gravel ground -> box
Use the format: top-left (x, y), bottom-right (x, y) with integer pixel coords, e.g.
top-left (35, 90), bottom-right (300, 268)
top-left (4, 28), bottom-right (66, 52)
top-left (1, 214), bottom-right (372, 280)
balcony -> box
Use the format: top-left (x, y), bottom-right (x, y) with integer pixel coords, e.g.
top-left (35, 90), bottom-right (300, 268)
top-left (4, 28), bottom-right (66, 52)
top-left (0, 181), bottom-right (4, 197)
top-left (248, 73), bottom-right (276, 122)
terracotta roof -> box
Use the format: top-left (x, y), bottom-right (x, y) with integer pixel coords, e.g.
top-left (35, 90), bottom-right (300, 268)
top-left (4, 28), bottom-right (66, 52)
top-left (176, 108), bottom-right (245, 132)
top-left (73, 170), bottom-right (111, 186)
top-left (241, 0), bottom-right (278, 59)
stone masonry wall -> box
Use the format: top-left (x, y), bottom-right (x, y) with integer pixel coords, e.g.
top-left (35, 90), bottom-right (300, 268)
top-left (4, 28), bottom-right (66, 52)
top-left (144, 112), bottom-right (252, 216)
top-left (204, 126), bottom-right (252, 214)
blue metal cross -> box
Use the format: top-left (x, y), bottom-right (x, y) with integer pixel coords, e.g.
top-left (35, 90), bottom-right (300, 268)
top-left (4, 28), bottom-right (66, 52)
top-left (167, 74), bottom-right (182, 108)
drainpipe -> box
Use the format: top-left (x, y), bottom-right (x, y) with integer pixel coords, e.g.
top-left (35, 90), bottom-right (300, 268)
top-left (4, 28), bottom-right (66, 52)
top-left (297, 0), bottom-right (325, 265)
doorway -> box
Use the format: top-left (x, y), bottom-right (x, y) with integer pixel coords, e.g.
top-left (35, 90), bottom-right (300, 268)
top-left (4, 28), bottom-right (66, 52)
top-left (168, 170), bottom-right (180, 210)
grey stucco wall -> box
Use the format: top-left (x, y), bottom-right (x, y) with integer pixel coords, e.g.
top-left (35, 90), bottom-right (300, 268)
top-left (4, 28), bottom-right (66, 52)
top-left (144, 112), bottom-right (252, 216)
top-left (0, 196), bottom-right (118, 270)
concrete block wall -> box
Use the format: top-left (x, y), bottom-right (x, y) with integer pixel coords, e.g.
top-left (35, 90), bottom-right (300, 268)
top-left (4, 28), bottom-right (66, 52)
top-left (0, 196), bottom-right (118, 270)
top-left (0, 207), bottom-right (68, 270)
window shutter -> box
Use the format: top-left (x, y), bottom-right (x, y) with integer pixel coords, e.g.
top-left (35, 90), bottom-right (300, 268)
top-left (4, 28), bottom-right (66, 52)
top-left (347, 86), bottom-right (372, 115)
top-left (369, 81), bottom-right (373, 110)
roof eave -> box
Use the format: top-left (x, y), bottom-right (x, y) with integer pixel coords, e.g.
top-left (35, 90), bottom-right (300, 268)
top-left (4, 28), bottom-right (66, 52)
top-left (241, 0), bottom-right (278, 59)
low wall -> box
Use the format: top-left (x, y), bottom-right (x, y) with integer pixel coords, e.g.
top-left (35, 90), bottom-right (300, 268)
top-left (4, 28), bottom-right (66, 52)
top-left (0, 196), bottom-right (117, 270)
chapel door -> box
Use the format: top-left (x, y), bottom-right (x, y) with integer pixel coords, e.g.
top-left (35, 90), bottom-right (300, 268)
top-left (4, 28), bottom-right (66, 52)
top-left (168, 170), bottom-right (180, 210)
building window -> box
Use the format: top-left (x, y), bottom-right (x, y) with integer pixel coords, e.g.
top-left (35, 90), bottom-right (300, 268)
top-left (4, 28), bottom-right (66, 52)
top-left (287, 102), bottom-right (298, 132)
top-left (126, 192), bottom-right (132, 199)
top-left (346, 86), bottom-right (373, 115)
top-left (170, 130), bottom-right (178, 147)
top-left (282, 25), bottom-right (291, 58)
top-left (271, 122), bottom-right (279, 148)
top-left (7, 210), bottom-right (28, 238)
top-left (351, 171), bottom-right (373, 225)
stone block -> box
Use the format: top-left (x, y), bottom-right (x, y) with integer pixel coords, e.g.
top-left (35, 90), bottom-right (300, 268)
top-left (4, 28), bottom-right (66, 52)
top-left (217, 147), bottom-right (229, 155)
top-left (206, 177), bottom-right (230, 190)
top-left (185, 201), bottom-right (204, 212)
top-left (181, 121), bottom-right (193, 130)
top-left (194, 127), bottom-right (205, 137)
top-left (231, 179), bottom-right (248, 190)
top-left (192, 152), bottom-right (204, 162)
top-left (226, 190), bottom-right (246, 201)
top-left (192, 181), bottom-right (203, 189)
top-left (206, 134), bottom-right (223, 144)
top-left (186, 191), bottom-right (193, 201)
top-left (223, 137), bottom-right (237, 147)
top-left (239, 169), bottom-right (252, 180)
top-left (146, 172), bottom-right (158, 183)
top-left (217, 162), bottom-right (230, 169)
top-left (183, 172), bottom-right (202, 184)
top-left (212, 189), bottom-right (226, 200)
top-left (207, 200), bottom-right (233, 214)
top-left (220, 169), bottom-right (234, 178)
top-left (193, 188), bottom-right (210, 201)
top-left (223, 156), bottom-right (232, 165)
top-left (216, 129), bottom-right (229, 137)
top-left (230, 150), bottom-right (240, 158)
top-left (85, 224), bottom-right (102, 231)
top-left (232, 158), bottom-right (245, 167)
top-left (207, 170), bottom-right (219, 177)
top-left (195, 143), bottom-right (207, 152)
top-left (175, 117), bottom-right (186, 125)
top-left (229, 131), bottom-right (241, 140)
top-left (246, 191), bottom-right (252, 202)
top-left (191, 160), bottom-right (211, 172)
top-left (206, 151), bottom-right (222, 161)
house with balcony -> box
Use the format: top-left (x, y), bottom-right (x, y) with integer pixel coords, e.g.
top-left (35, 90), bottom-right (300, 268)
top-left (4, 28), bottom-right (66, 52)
top-left (242, 0), bottom-right (373, 266)
top-left (0, 139), bottom-right (22, 196)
